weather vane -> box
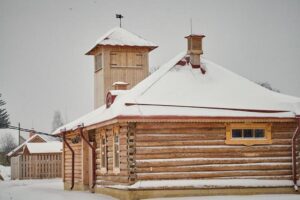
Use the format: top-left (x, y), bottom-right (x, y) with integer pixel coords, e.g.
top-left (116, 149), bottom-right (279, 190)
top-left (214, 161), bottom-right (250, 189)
top-left (116, 14), bottom-right (124, 27)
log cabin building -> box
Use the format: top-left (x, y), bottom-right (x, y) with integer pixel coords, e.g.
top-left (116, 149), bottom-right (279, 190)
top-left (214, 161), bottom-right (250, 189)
top-left (54, 27), bottom-right (300, 199)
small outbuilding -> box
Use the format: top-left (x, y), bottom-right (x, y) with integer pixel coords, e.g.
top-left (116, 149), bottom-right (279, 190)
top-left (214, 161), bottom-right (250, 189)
top-left (8, 134), bottom-right (62, 180)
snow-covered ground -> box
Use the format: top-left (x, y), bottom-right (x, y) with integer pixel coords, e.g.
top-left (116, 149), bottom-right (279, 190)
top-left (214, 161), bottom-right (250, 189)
top-left (0, 179), bottom-right (116, 200)
top-left (0, 165), bottom-right (10, 180)
top-left (149, 195), bottom-right (300, 200)
top-left (0, 179), bottom-right (299, 200)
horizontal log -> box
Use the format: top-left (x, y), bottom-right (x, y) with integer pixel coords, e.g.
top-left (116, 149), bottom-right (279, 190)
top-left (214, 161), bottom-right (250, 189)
top-left (136, 123), bottom-right (225, 130)
top-left (136, 135), bottom-right (225, 142)
top-left (136, 157), bottom-right (292, 168)
top-left (272, 132), bottom-right (294, 139)
top-left (136, 140), bottom-right (225, 147)
top-left (96, 170), bottom-right (129, 176)
top-left (135, 151), bottom-right (291, 160)
top-left (136, 129), bottom-right (225, 135)
top-left (137, 170), bottom-right (292, 180)
top-left (272, 139), bottom-right (291, 145)
top-left (136, 145), bottom-right (291, 155)
top-left (136, 163), bottom-right (292, 173)
top-left (96, 175), bottom-right (129, 183)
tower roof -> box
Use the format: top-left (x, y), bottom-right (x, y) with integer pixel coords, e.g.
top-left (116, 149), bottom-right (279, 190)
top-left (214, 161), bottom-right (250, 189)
top-left (86, 27), bottom-right (158, 55)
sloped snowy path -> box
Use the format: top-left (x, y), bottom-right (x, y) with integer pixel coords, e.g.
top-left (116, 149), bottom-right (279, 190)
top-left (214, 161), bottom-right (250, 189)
top-left (0, 179), bottom-right (115, 200)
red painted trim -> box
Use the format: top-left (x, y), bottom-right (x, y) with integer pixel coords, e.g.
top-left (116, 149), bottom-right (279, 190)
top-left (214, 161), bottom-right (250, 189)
top-left (63, 131), bottom-right (74, 190)
top-left (125, 102), bottom-right (290, 113)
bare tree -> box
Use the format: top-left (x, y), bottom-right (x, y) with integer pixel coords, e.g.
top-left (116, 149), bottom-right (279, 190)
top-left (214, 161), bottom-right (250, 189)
top-left (0, 93), bottom-right (10, 128)
top-left (52, 110), bottom-right (64, 132)
top-left (0, 133), bottom-right (17, 154)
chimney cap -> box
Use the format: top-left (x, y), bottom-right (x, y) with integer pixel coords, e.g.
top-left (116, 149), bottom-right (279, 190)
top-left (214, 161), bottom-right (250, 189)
top-left (185, 34), bottom-right (205, 39)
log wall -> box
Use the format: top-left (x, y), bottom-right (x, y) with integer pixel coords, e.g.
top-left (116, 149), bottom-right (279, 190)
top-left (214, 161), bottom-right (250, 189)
top-left (95, 123), bottom-right (131, 185)
top-left (63, 131), bottom-right (83, 184)
top-left (134, 122), bottom-right (299, 181)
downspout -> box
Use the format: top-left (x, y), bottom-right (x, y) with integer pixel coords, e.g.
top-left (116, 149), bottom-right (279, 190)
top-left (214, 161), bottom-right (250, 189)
top-left (79, 125), bottom-right (96, 189)
top-left (292, 116), bottom-right (300, 191)
top-left (62, 130), bottom-right (75, 190)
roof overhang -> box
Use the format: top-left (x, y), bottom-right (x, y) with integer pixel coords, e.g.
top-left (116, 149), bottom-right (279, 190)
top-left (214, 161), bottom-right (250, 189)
top-left (85, 44), bottom-right (158, 55)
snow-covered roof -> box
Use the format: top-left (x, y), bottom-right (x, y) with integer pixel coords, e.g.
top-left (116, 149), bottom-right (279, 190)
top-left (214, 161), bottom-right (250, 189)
top-left (25, 142), bottom-right (62, 154)
top-left (7, 134), bottom-right (55, 157)
top-left (86, 27), bottom-right (157, 54)
top-left (53, 52), bottom-right (300, 134)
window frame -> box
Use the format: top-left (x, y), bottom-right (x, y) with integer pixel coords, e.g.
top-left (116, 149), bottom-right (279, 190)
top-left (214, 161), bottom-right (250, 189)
top-left (113, 126), bottom-right (121, 174)
top-left (225, 123), bottom-right (272, 146)
top-left (95, 53), bottom-right (103, 72)
top-left (100, 130), bottom-right (107, 173)
top-left (110, 51), bottom-right (143, 68)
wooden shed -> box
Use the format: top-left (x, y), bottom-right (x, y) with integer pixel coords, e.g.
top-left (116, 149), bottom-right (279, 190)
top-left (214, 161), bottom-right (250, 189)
top-left (8, 134), bottom-right (62, 180)
top-left (53, 28), bottom-right (300, 199)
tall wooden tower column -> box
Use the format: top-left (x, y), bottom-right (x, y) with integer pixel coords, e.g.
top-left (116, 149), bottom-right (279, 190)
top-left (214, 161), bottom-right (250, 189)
top-left (86, 27), bottom-right (157, 109)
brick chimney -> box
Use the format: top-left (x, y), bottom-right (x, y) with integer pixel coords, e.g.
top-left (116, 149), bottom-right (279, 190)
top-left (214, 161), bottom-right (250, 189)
top-left (185, 34), bottom-right (205, 68)
top-left (112, 82), bottom-right (129, 90)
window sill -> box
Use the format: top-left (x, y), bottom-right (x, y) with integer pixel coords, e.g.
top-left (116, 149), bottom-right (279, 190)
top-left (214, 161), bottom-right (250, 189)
top-left (225, 139), bottom-right (272, 146)
top-left (111, 65), bottom-right (143, 69)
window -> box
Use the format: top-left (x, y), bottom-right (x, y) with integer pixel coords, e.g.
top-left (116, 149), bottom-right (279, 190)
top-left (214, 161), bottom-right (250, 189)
top-left (95, 53), bottom-right (102, 72)
top-left (226, 123), bottom-right (272, 146)
top-left (110, 51), bottom-right (143, 68)
top-left (100, 131), bottom-right (107, 173)
top-left (231, 129), bottom-right (265, 139)
top-left (110, 52), bottom-right (119, 66)
top-left (135, 53), bottom-right (143, 67)
top-left (113, 126), bottom-right (120, 173)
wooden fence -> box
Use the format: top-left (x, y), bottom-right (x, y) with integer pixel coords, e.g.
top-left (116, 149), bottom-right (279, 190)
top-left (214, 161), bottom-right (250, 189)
top-left (11, 154), bottom-right (62, 180)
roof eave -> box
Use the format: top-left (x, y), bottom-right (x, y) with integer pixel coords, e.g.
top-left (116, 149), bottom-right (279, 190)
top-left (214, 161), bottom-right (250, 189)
top-left (85, 44), bottom-right (158, 55)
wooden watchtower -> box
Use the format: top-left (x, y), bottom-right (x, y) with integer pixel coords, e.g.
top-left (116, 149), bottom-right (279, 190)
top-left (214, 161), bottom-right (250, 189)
top-left (86, 27), bottom-right (157, 108)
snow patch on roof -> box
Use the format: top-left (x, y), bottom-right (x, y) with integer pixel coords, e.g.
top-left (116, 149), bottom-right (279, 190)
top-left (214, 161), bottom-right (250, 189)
top-left (25, 142), bottom-right (62, 154)
top-left (87, 27), bottom-right (157, 53)
top-left (53, 52), bottom-right (300, 134)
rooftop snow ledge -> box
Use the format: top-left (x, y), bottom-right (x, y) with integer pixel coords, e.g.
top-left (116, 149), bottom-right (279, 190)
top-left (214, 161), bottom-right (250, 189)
top-left (104, 179), bottom-right (299, 190)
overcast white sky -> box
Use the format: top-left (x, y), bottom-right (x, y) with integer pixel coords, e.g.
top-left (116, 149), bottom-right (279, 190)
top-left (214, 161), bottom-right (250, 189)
top-left (0, 0), bottom-right (299, 133)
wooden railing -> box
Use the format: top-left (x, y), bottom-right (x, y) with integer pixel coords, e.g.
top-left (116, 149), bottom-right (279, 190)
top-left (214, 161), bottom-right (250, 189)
top-left (11, 154), bottom-right (62, 180)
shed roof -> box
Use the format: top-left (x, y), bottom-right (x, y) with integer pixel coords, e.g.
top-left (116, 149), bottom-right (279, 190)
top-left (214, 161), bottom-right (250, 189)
top-left (25, 142), bottom-right (62, 154)
top-left (53, 52), bottom-right (300, 134)
top-left (86, 27), bottom-right (158, 55)
top-left (7, 134), bottom-right (59, 157)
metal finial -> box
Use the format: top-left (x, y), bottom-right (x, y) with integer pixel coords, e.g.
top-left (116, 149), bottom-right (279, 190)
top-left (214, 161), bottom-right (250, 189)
top-left (116, 14), bottom-right (124, 28)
